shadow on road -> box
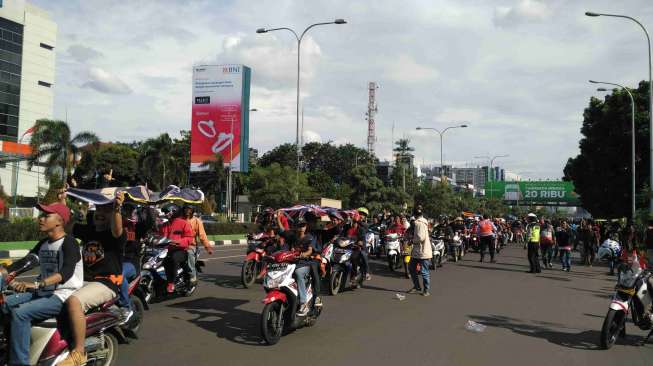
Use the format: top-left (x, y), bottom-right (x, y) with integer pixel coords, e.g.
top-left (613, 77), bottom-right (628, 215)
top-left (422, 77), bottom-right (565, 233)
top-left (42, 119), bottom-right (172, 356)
top-left (468, 314), bottom-right (648, 350)
top-left (368, 261), bottom-right (410, 279)
top-left (200, 273), bottom-right (246, 289)
top-left (168, 297), bottom-right (264, 346)
top-left (457, 262), bottom-right (530, 274)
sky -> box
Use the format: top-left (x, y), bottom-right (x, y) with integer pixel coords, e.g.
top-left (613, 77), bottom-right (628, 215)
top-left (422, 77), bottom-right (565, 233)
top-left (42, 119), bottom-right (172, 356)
top-left (31, 0), bottom-right (653, 180)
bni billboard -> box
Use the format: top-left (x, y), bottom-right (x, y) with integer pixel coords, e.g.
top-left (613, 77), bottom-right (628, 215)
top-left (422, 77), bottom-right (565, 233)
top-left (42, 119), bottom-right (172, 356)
top-left (190, 64), bottom-right (251, 172)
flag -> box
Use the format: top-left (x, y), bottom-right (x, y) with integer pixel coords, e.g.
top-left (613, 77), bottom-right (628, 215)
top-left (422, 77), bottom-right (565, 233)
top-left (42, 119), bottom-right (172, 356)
top-left (20, 125), bottom-right (36, 140)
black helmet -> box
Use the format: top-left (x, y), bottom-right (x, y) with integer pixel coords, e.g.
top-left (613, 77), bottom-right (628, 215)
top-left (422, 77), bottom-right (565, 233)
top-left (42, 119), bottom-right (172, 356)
top-left (161, 203), bottom-right (181, 218)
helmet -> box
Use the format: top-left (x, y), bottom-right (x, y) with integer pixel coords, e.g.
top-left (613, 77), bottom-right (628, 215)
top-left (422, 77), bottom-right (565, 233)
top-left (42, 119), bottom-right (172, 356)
top-left (357, 207), bottom-right (369, 217)
top-left (527, 213), bottom-right (537, 218)
top-left (598, 239), bottom-right (621, 261)
top-left (161, 203), bottom-right (181, 218)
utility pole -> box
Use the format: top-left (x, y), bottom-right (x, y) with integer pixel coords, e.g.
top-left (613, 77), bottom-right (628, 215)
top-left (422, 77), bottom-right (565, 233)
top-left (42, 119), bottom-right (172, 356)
top-left (366, 82), bottom-right (378, 155)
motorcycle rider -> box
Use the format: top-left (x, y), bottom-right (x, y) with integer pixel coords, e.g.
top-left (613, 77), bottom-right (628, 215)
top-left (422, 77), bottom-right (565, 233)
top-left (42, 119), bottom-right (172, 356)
top-left (59, 191), bottom-right (126, 366)
top-left (525, 213), bottom-right (542, 273)
top-left (158, 203), bottom-right (195, 293)
top-left (343, 210), bottom-right (371, 283)
top-left (387, 215), bottom-right (406, 235)
top-left (183, 204), bottom-right (214, 284)
top-left (477, 215), bottom-right (497, 263)
top-left (275, 212), bottom-right (320, 316)
top-left (1, 203), bottom-right (82, 366)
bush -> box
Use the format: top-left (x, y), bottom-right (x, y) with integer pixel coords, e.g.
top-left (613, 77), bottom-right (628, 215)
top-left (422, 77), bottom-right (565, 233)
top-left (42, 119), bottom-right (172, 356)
top-left (0, 218), bottom-right (40, 242)
top-left (203, 222), bottom-right (261, 235)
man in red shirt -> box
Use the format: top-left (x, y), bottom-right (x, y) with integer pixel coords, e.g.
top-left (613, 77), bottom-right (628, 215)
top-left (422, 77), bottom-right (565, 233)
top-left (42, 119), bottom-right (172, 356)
top-left (159, 204), bottom-right (194, 293)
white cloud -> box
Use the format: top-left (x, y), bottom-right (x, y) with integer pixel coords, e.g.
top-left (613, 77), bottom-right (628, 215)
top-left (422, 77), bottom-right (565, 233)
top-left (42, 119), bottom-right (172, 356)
top-left (494, 0), bottom-right (553, 28)
top-left (67, 44), bottom-right (103, 62)
top-left (383, 54), bottom-right (439, 84)
top-left (302, 130), bottom-right (322, 144)
top-left (81, 67), bottom-right (132, 95)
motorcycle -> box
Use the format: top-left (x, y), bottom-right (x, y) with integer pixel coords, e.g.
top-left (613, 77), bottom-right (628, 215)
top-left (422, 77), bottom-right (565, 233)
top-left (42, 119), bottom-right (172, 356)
top-left (385, 233), bottom-right (402, 272)
top-left (121, 273), bottom-right (146, 338)
top-left (328, 238), bottom-right (363, 295)
top-left (260, 251), bottom-right (322, 345)
top-left (449, 233), bottom-right (464, 262)
top-left (430, 235), bottom-right (446, 269)
top-left (598, 239), bottom-right (622, 276)
top-left (366, 225), bottom-right (385, 259)
top-left (140, 236), bottom-right (205, 301)
top-left (241, 233), bottom-right (270, 288)
top-left (599, 253), bottom-right (652, 349)
top-left (468, 234), bottom-right (480, 252)
top-left (401, 241), bottom-right (413, 279)
top-left (0, 254), bottom-right (125, 365)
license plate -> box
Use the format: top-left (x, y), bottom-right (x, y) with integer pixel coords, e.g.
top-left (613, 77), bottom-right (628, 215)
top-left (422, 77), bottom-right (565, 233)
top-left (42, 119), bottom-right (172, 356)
top-left (268, 263), bottom-right (288, 272)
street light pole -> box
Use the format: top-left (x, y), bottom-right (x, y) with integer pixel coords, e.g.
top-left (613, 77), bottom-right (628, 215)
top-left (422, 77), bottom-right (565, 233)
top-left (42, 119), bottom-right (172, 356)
top-left (586, 11), bottom-right (653, 212)
top-left (256, 19), bottom-right (346, 198)
top-left (416, 124), bottom-right (468, 182)
top-left (593, 80), bottom-right (637, 220)
top-left (474, 154), bottom-right (508, 196)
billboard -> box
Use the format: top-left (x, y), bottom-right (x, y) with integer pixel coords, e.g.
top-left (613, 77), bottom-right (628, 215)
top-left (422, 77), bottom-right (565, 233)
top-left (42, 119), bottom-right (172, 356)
top-left (485, 181), bottom-right (580, 205)
top-left (191, 64), bottom-right (251, 172)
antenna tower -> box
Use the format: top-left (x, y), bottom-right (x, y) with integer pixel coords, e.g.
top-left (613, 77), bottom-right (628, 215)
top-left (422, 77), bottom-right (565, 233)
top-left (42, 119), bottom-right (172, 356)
top-left (365, 82), bottom-right (378, 155)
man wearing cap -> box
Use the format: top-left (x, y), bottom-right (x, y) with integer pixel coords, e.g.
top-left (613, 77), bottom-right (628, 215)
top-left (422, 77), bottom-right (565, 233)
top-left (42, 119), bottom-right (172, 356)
top-left (59, 191), bottom-right (126, 366)
top-left (183, 205), bottom-right (214, 284)
top-left (1, 203), bottom-right (83, 366)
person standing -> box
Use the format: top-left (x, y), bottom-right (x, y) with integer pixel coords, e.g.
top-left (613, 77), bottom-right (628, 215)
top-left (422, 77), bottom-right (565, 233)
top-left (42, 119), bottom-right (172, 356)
top-left (183, 205), bottom-right (214, 284)
top-left (540, 220), bottom-right (555, 269)
top-left (407, 208), bottom-right (433, 296)
top-left (525, 213), bottom-right (541, 273)
top-left (477, 215), bottom-right (497, 263)
top-left (556, 220), bottom-right (573, 272)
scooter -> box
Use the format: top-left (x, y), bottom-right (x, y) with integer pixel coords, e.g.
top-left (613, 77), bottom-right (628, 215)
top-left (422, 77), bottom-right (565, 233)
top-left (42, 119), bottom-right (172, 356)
top-left (328, 238), bottom-right (363, 295)
top-left (140, 236), bottom-right (205, 301)
top-left (449, 233), bottom-right (464, 262)
top-left (260, 251), bottom-right (322, 345)
top-left (241, 233), bottom-right (270, 288)
top-left (430, 235), bottom-right (446, 269)
top-left (385, 233), bottom-right (402, 272)
top-left (401, 241), bottom-right (413, 279)
top-left (599, 253), bottom-right (652, 349)
top-left (0, 254), bottom-right (125, 365)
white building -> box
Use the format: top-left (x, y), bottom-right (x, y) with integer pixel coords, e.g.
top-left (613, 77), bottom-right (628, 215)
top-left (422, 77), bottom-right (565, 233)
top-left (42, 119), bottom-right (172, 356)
top-left (0, 0), bottom-right (56, 200)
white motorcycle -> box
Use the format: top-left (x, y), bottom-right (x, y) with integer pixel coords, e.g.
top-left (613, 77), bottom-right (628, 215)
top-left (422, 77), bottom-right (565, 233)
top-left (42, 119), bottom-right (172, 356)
top-left (430, 235), bottom-right (446, 269)
top-left (385, 233), bottom-right (402, 271)
top-left (600, 253), bottom-right (652, 349)
top-left (449, 233), bottom-right (464, 262)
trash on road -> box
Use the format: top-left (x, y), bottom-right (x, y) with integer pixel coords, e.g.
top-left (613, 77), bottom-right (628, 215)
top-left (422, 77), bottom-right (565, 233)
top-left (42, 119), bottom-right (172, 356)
top-left (395, 293), bottom-right (406, 301)
top-left (464, 320), bottom-right (486, 333)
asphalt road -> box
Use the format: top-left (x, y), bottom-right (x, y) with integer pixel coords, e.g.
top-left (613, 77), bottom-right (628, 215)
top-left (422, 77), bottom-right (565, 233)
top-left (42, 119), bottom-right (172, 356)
top-left (118, 244), bottom-right (652, 366)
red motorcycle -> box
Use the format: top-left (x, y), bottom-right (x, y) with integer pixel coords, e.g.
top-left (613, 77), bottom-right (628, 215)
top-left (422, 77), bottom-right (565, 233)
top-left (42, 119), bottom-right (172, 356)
top-left (241, 233), bottom-right (272, 288)
top-left (0, 254), bottom-right (126, 366)
top-left (260, 251), bottom-right (322, 345)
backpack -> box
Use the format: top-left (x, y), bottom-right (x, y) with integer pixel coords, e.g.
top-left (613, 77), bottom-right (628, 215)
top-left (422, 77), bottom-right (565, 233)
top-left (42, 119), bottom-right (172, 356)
top-left (540, 227), bottom-right (554, 245)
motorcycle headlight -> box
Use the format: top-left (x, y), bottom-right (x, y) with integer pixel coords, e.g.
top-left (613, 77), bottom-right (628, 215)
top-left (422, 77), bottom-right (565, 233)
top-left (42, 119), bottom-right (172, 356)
top-left (143, 262), bottom-right (152, 270)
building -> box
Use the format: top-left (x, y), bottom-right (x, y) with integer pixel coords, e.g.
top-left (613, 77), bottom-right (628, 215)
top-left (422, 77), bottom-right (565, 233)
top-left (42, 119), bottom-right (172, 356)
top-left (0, 0), bottom-right (56, 200)
top-left (376, 160), bottom-right (393, 185)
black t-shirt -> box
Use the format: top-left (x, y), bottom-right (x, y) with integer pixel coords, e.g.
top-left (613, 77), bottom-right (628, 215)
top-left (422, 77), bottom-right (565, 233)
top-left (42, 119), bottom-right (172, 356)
top-left (74, 224), bottom-right (126, 293)
top-left (555, 228), bottom-right (571, 247)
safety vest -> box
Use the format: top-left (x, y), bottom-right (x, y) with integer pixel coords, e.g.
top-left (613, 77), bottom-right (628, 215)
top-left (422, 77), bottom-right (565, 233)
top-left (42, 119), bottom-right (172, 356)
top-left (479, 220), bottom-right (494, 236)
top-left (529, 225), bottom-right (541, 243)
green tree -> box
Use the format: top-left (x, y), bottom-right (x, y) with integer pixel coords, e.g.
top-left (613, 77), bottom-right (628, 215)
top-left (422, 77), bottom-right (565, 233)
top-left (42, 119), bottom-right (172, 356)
top-left (258, 143), bottom-right (298, 169)
top-left (197, 154), bottom-right (228, 209)
top-left (564, 81), bottom-right (650, 218)
top-left (346, 164), bottom-right (385, 209)
top-left (74, 143), bottom-right (139, 187)
top-left (28, 119), bottom-right (99, 182)
top-left (247, 163), bottom-right (315, 208)
top-left (139, 133), bottom-right (178, 190)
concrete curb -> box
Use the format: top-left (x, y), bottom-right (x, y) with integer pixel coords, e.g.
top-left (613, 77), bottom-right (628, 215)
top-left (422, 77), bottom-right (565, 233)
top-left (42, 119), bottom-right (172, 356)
top-left (214, 239), bottom-right (247, 246)
top-left (0, 249), bottom-right (29, 260)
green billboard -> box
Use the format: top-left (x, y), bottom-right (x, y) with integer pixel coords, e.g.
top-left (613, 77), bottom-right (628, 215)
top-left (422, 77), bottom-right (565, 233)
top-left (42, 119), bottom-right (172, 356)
top-left (485, 181), bottom-right (580, 205)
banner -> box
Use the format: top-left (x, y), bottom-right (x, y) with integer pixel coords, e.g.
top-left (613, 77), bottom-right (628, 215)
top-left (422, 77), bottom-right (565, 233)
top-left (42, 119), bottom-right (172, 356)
top-left (485, 181), bottom-right (580, 205)
top-left (191, 64), bottom-right (251, 172)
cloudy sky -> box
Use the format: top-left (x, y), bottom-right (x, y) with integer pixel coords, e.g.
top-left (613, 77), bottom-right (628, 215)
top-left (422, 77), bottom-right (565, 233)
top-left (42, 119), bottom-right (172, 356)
top-left (31, 0), bottom-right (653, 179)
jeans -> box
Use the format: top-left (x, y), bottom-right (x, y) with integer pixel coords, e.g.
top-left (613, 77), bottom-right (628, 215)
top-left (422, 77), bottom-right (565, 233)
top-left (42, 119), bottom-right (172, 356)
top-left (360, 249), bottom-right (370, 275)
top-left (541, 245), bottom-right (553, 267)
top-left (187, 246), bottom-right (198, 280)
top-left (294, 265), bottom-right (311, 304)
top-left (2, 292), bottom-right (63, 366)
top-left (409, 258), bottom-right (431, 291)
top-left (560, 249), bottom-right (571, 270)
top-left (527, 243), bottom-right (541, 273)
top-left (119, 261), bottom-right (137, 309)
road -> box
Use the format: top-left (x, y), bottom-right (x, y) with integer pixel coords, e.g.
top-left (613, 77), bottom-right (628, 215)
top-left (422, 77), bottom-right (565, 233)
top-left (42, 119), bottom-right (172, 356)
top-left (118, 244), bottom-right (652, 366)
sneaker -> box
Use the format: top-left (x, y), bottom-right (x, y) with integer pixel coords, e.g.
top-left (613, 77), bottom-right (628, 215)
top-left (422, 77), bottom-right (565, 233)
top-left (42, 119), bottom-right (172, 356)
top-left (297, 303), bottom-right (309, 316)
top-left (119, 308), bottom-right (134, 325)
top-left (57, 350), bottom-right (87, 366)
top-left (407, 288), bottom-right (422, 294)
top-left (365, 273), bottom-right (372, 281)
top-left (166, 283), bottom-right (175, 293)
top-left (190, 276), bottom-right (198, 284)
top-left (422, 291), bottom-right (430, 297)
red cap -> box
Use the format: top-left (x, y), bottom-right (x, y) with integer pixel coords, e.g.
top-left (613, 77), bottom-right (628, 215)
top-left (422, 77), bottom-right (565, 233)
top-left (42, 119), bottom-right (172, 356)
top-left (36, 203), bottom-right (71, 224)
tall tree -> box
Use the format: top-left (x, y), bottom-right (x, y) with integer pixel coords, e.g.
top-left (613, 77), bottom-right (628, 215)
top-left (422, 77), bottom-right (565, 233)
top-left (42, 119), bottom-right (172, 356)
top-left (139, 133), bottom-right (176, 190)
top-left (28, 119), bottom-right (99, 183)
top-left (564, 81), bottom-right (650, 218)
top-left (247, 163), bottom-right (315, 208)
top-left (74, 143), bottom-right (139, 187)
top-left (258, 143), bottom-right (298, 169)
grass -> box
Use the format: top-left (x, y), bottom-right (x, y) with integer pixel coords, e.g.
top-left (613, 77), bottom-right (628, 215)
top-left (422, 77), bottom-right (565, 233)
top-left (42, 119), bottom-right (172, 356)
top-left (0, 234), bottom-right (246, 251)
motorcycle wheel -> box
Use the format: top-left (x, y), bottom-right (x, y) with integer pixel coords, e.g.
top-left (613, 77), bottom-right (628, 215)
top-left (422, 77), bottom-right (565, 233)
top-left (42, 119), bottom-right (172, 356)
top-left (241, 260), bottom-right (257, 288)
top-left (125, 295), bottom-right (145, 335)
top-left (329, 270), bottom-right (343, 295)
top-left (600, 309), bottom-right (624, 349)
top-left (388, 256), bottom-right (395, 272)
top-left (94, 332), bottom-right (118, 366)
top-left (403, 262), bottom-right (410, 279)
top-left (261, 301), bottom-right (284, 345)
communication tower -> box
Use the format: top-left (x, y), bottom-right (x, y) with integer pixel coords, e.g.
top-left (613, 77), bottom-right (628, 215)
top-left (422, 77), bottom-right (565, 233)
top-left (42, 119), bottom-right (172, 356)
top-left (365, 82), bottom-right (378, 155)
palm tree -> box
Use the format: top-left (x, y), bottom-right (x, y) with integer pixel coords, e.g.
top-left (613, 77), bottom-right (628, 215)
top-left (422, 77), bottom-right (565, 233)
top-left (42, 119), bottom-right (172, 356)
top-left (139, 133), bottom-right (175, 190)
top-left (28, 119), bottom-right (99, 183)
top-left (393, 138), bottom-right (415, 164)
top-left (198, 154), bottom-right (228, 208)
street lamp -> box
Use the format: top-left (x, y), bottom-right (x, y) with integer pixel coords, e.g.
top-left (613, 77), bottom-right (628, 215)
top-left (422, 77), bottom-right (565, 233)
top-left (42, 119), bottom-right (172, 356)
top-left (227, 108), bottom-right (258, 218)
top-left (592, 80), bottom-right (637, 220)
top-left (256, 19), bottom-right (347, 189)
top-left (586, 10), bottom-right (653, 212)
top-left (416, 124), bottom-right (468, 182)
top-left (474, 154), bottom-right (509, 181)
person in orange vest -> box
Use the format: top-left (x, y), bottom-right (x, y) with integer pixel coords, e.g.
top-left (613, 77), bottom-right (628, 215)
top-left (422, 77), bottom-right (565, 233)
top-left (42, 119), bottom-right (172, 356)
top-left (477, 214), bottom-right (497, 263)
